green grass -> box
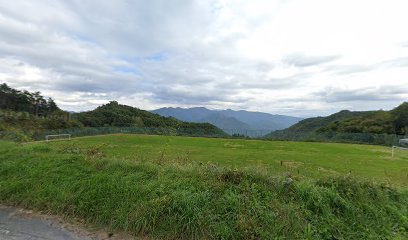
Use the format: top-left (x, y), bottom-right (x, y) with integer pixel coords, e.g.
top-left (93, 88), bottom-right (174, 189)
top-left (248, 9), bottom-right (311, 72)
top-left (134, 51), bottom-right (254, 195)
top-left (48, 134), bottom-right (408, 186)
top-left (0, 134), bottom-right (407, 239)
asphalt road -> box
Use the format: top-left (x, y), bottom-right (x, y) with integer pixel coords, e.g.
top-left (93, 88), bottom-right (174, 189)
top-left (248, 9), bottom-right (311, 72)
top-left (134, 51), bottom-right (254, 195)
top-left (0, 206), bottom-right (90, 240)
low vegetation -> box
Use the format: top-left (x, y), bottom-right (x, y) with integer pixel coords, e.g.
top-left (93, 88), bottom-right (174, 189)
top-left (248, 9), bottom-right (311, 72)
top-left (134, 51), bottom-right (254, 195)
top-left (0, 134), bottom-right (407, 239)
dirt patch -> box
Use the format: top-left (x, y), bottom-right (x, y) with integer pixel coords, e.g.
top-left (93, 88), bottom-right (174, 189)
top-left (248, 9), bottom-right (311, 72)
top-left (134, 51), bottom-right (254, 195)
top-left (224, 142), bottom-right (244, 148)
top-left (317, 167), bottom-right (339, 175)
top-left (280, 161), bottom-right (304, 169)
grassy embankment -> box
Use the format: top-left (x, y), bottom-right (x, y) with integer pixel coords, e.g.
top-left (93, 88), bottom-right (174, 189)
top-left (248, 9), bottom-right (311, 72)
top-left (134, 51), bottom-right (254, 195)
top-left (0, 134), bottom-right (407, 239)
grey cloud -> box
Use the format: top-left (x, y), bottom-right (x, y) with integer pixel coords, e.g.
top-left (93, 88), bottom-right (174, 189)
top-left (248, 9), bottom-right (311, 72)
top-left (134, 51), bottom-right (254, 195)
top-left (283, 53), bottom-right (340, 67)
top-left (324, 64), bottom-right (377, 75)
top-left (0, 12), bottom-right (141, 94)
top-left (135, 52), bottom-right (282, 104)
top-left (0, 0), bottom-right (216, 56)
top-left (323, 55), bottom-right (408, 76)
top-left (219, 72), bottom-right (311, 90)
top-left (381, 57), bottom-right (408, 68)
top-left (63, 0), bottom-right (216, 56)
top-left (315, 86), bottom-right (408, 103)
top-left (152, 85), bottom-right (252, 105)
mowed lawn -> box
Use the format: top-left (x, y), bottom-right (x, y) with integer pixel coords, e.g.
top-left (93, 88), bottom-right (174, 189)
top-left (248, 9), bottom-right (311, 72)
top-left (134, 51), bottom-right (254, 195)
top-left (41, 134), bottom-right (408, 187)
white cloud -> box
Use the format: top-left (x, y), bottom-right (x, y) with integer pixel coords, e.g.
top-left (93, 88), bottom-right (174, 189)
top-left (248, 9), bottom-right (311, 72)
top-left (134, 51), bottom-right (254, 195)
top-left (0, 0), bottom-right (407, 117)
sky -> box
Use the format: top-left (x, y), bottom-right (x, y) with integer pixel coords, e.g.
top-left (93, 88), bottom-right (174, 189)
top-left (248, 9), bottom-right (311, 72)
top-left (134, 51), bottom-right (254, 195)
top-left (0, 0), bottom-right (407, 117)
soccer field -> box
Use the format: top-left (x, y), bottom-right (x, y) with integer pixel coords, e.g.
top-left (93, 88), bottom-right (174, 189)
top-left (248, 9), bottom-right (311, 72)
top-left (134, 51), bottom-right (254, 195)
top-left (42, 134), bottom-right (408, 186)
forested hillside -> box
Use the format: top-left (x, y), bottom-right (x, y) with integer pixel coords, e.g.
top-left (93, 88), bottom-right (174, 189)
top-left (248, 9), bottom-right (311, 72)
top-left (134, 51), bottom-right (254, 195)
top-left (278, 110), bottom-right (370, 133)
top-left (268, 102), bottom-right (408, 137)
top-left (317, 103), bottom-right (408, 135)
top-left (74, 101), bottom-right (225, 135)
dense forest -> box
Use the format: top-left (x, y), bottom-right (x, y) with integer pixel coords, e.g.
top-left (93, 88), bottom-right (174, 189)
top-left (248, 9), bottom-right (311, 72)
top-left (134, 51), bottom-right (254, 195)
top-left (269, 103), bottom-right (408, 136)
top-left (0, 83), bottom-right (59, 116)
top-left (317, 104), bottom-right (408, 135)
top-left (0, 83), bottom-right (225, 141)
top-left (276, 110), bottom-right (371, 133)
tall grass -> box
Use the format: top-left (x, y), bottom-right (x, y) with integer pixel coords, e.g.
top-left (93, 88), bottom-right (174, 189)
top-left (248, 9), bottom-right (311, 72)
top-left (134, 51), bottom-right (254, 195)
top-left (0, 141), bottom-right (407, 239)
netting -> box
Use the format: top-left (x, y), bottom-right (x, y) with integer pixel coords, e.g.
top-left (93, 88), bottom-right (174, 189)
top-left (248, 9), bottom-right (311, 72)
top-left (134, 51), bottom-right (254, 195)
top-left (0, 127), bottom-right (407, 147)
top-left (399, 138), bottom-right (408, 146)
top-left (265, 131), bottom-right (408, 146)
top-left (0, 126), bottom-right (227, 142)
top-left (45, 134), bottom-right (71, 141)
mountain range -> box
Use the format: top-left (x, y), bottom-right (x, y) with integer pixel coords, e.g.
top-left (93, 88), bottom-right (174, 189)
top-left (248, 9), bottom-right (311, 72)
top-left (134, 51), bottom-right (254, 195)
top-left (151, 107), bottom-right (303, 137)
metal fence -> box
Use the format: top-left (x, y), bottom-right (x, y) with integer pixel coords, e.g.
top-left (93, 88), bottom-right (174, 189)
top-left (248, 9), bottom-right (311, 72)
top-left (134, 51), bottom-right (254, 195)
top-left (1, 127), bottom-right (407, 146)
top-left (0, 126), bottom-right (227, 142)
top-left (264, 131), bottom-right (408, 146)
top-left (221, 129), bottom-right (272, 137)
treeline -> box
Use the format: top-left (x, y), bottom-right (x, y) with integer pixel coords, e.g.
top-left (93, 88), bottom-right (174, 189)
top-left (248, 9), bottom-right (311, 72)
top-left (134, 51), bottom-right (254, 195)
top-left (0, 83), bottom-right (226, 141)
top-left (0, 83), bottom-right (82, 132)
top-left (0, 83), bottom-right (59, 116)
top-left (267, 131), bottom-right (404, 146)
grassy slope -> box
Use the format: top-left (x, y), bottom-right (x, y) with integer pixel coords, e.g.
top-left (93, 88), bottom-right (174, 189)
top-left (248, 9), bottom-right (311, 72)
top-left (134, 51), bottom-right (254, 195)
top-left (0, 134), bottom-right (407, 239)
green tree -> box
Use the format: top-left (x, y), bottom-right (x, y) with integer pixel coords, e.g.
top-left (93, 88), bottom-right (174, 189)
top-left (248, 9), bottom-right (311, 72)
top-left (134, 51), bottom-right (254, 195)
top-left (391, 102), bottom-right (408, 134)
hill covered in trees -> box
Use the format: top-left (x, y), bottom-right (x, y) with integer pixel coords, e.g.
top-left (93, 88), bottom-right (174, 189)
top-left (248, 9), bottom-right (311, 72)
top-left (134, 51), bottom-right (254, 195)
top-left (75, 101), bottom-right (225, 136)
top-left (317, 103), bottom-right (408, 135)
top-left (0, 83), bottom-right (225, 140)
top-left (267, 102), bottom-right (408, 141)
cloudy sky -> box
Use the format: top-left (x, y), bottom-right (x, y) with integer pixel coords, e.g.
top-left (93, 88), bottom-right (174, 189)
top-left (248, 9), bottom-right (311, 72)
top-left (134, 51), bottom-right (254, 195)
top-left (1, 0), bottom-right (408, 117)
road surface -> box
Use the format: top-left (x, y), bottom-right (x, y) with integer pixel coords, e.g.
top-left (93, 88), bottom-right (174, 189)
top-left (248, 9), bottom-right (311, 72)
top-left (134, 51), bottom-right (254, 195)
top-left (0, 206), bottom-right (90, 240)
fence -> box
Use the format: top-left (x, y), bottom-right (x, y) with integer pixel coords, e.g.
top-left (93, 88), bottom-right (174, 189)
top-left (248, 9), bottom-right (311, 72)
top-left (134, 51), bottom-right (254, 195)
top-left (1, 127), bottom-right (407, 146)
top-left (264, 131), bottom-right (408, 146)
top-left (0, 126), bottom-right (228, 142)
top-left (222, 129), bottom-right (272, 137)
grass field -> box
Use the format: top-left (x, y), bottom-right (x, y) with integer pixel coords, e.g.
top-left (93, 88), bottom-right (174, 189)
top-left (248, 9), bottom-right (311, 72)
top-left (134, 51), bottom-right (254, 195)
top-left (46, 134), bottom-right (408, 186)
top-left (1, 134), bottom-right (407, 239)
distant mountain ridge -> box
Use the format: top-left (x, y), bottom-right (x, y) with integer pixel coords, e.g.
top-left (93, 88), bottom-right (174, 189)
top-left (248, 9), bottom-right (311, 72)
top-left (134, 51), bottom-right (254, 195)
top-left (151, 107), bottom-right (303, 136)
